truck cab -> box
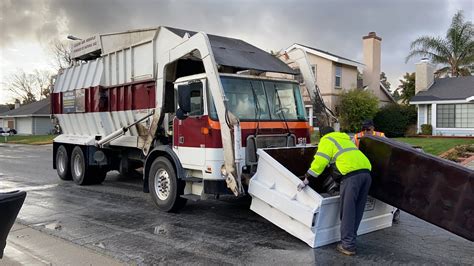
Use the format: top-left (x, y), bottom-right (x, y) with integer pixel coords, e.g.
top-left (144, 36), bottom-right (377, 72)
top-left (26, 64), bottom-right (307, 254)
top-left (166, 73), bottom-right (311, 201)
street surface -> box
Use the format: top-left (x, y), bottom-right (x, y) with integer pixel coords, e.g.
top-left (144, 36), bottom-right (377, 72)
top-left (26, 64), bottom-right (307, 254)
top-left (1, 143), bottom-right (473, 264)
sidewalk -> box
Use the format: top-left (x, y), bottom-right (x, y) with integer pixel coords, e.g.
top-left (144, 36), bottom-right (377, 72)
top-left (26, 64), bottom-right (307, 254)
top-left (2, 224), bottom-right (123, 266)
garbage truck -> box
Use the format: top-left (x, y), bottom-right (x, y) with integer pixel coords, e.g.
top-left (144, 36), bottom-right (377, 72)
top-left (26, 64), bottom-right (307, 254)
top-left (51, 26), bottom-right (313, 211)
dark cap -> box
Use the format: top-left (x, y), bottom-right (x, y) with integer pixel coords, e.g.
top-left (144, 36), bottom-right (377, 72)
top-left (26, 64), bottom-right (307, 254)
top-left (320, 126), bottom-right (335, 137)
top-left (362, 119), bottom-right (374, 130)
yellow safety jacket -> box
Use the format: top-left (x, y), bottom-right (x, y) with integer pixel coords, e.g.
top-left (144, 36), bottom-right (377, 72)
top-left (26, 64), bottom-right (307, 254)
top-left (353, 131), bottom-right (385, 148)
top-left (307, 132), bottom-right (371, 178)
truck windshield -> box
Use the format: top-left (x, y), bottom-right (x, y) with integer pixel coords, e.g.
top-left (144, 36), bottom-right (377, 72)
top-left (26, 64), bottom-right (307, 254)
top-left (209, 76), bottom-right (306, 121)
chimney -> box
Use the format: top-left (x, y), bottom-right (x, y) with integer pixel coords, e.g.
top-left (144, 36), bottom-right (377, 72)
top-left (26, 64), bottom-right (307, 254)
top-left (362, 32), bottom-right (382, 99)
top-left (415, 58), bottom-right (435, 94)
top-left (14, 101), bottom-right (20, 109)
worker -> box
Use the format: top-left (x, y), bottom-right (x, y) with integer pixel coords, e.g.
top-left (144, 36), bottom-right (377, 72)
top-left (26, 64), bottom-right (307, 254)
top-left (297, 126), bottom-right (372, 256)
top-left (353, 120), bottom-right (400, 224)
top-left (353, 120), bottom-right (384, 148)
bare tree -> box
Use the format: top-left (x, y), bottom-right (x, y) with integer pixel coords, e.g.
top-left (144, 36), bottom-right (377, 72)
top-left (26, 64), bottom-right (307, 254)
top-left (3, 69), bottom-right (54, 104)
top-left (33, 69), bottom-right (53, 99)
top-left (49, 39), bottom-right (73, 70)
top-left (5, 70), bottom-right (38, 104)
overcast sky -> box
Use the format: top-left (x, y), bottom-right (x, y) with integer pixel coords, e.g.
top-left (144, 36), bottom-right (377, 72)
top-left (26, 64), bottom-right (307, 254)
top-left (0, 0), bottom-right (472, 104)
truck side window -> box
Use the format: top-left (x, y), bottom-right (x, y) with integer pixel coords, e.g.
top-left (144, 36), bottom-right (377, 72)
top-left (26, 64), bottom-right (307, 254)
top-left (189, 82), bottom-right (203, 116)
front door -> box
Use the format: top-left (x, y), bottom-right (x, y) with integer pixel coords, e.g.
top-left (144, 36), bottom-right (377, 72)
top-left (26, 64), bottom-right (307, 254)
top-left (173, 80), bottom-right (206, 169)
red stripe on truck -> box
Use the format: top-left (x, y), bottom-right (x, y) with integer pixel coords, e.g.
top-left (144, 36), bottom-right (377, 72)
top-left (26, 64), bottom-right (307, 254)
top-left (51, 80), bottom-right (156, 114)
top-left (173, 115), bottom-right (311, 148)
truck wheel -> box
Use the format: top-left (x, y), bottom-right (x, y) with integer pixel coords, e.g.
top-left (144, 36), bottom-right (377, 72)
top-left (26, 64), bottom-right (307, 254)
top-left (148, 157), bottom-right (187, 212)
top-left (56, 145), bottom-right (72, 180)
top-left (71, 146), bottom-right (106, 185)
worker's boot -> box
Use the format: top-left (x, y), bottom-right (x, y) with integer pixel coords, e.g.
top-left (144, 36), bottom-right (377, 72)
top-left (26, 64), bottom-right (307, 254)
top-left (336, 244), bottom-right (356, 256)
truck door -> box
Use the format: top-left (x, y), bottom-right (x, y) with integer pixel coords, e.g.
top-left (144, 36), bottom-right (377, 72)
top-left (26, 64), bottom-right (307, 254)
top-left (174, 81), bottom-right (206, 169)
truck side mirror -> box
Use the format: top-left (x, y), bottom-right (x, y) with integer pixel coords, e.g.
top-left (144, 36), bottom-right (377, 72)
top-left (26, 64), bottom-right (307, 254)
top-left (176, 108), bottom-right (188, 120)
top-left (178, 85), bottom-right (191, 113)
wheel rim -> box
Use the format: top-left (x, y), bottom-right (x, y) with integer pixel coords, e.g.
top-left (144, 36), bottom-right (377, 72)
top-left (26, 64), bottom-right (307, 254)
top-left (73, 153), bottom-right (83, 177)
top-left (154, 169), bottom-right (171, 201)
top-left (58, 150), bottom-right (66, 173)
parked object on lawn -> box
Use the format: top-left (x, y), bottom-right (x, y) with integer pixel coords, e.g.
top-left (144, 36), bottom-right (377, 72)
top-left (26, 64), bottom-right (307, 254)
top-left (0, 191), bottom-right (26, 258)
top-left (6, 128), bottom-right (16, 135)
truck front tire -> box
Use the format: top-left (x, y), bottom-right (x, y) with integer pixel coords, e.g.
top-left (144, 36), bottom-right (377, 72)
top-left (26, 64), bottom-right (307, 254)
top-left (149, 157), bottom-right (187, 212)
top-left (56, 145), bottom-right (72, 180)
top-left (70, 146), bottom-right (107, 185)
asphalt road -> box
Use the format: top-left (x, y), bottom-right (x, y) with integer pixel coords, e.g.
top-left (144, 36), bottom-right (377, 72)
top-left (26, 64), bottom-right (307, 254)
top-left (1, 143), bottom-right (473, 265)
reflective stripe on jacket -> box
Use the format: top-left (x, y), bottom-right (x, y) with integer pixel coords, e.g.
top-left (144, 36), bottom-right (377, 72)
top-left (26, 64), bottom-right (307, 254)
top-left (308, 132), bottom-right (371, 177)
top-left (353, 131), bottom-right (385, 147)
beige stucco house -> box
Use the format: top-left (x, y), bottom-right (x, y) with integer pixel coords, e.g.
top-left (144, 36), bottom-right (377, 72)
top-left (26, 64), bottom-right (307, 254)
top-left (281, 32), bottom-right (394, 115)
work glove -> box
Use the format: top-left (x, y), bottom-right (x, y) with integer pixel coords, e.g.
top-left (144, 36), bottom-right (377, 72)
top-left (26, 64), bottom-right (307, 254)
top-left (297, 177), bottom-right (310, 191)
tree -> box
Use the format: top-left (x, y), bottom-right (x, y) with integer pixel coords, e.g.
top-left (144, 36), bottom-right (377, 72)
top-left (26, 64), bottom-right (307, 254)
top-left (380, 72), bottom-right (391, 90)
top-left (49, 39), bottom-right (73, 70)
top-left (338, 89), bottom-right (379, 132)
top-left (33, 69), bottom-right (53, 99)
top-left (391, 90), bottom-right (401, 102)
top-left (5, 71), bottom-right (38, 104)
top-left (397, 72), bottom-right (416, 104)
top-left (406, 10), bottom-right (474, 77)
top-left (3, 69), bottom-right (54, 104)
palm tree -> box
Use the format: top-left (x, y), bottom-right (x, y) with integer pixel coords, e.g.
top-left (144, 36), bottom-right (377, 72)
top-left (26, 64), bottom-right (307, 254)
top-left (406, 11), bottom-right (473, 77)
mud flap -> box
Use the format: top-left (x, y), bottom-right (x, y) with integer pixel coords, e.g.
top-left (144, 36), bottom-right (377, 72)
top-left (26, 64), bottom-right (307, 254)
top-left (248, 147), bottom-right (393, 248)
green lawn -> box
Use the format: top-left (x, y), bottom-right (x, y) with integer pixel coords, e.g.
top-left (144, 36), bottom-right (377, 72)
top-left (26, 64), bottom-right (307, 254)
top-left (0, 135), bottom-right (56, 145)
top-left (393, 137), bottom-right (474, 155)
top-left (310, 131), bottom-right (473, 156)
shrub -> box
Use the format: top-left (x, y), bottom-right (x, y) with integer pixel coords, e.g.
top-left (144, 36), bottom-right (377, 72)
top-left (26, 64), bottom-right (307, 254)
top-left (338, 89), bottom-right (379, 132)
top-left (373, 104), bottom-right (417, 137)
top-left (420, 124), bottom-right (433, 135)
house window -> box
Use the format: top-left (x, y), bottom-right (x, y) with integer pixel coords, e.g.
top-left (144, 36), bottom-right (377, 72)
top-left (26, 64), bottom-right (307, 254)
top-left (437, 104), bottom-right (455, 128)
top-left (455, 103), bottom-right (474, 128)
top-left (437, 103), bottom-right (474, 128)
top-left (335, 66), bottom-right (342, 88)
top-left (427, 104), bottom-right (431, 125)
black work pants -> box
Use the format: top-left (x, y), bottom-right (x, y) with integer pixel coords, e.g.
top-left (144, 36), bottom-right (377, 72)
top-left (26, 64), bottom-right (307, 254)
top-left (339, 172), bottom-right (372, 251)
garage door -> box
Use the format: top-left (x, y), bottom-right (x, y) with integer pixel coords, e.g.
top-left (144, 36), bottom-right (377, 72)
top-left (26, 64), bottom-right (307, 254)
top-left (16, 118), bottom-right (33, 135)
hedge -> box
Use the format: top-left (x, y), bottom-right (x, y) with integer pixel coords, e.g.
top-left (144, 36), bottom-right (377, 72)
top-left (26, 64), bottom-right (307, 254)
top-left (373, 104), bottom-right (417, 137)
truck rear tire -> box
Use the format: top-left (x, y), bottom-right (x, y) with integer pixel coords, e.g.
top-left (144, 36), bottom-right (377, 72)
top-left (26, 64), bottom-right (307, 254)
top-left (148, 157), bottom-right (187, 212)
top-left (56, 145), bottom-right (72, 180)
top-left (70, 146), bottom-right (106, 185)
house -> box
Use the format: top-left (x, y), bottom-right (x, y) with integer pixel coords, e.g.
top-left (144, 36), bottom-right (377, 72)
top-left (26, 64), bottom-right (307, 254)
top-left (282, 32), bottom-right (395, 114)
top-left (0, 98), bottom-right (53, 135)
top-left (410, 59), bottom-right (474, 136)
top-left (0, 105), bottom-right (10, 127)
